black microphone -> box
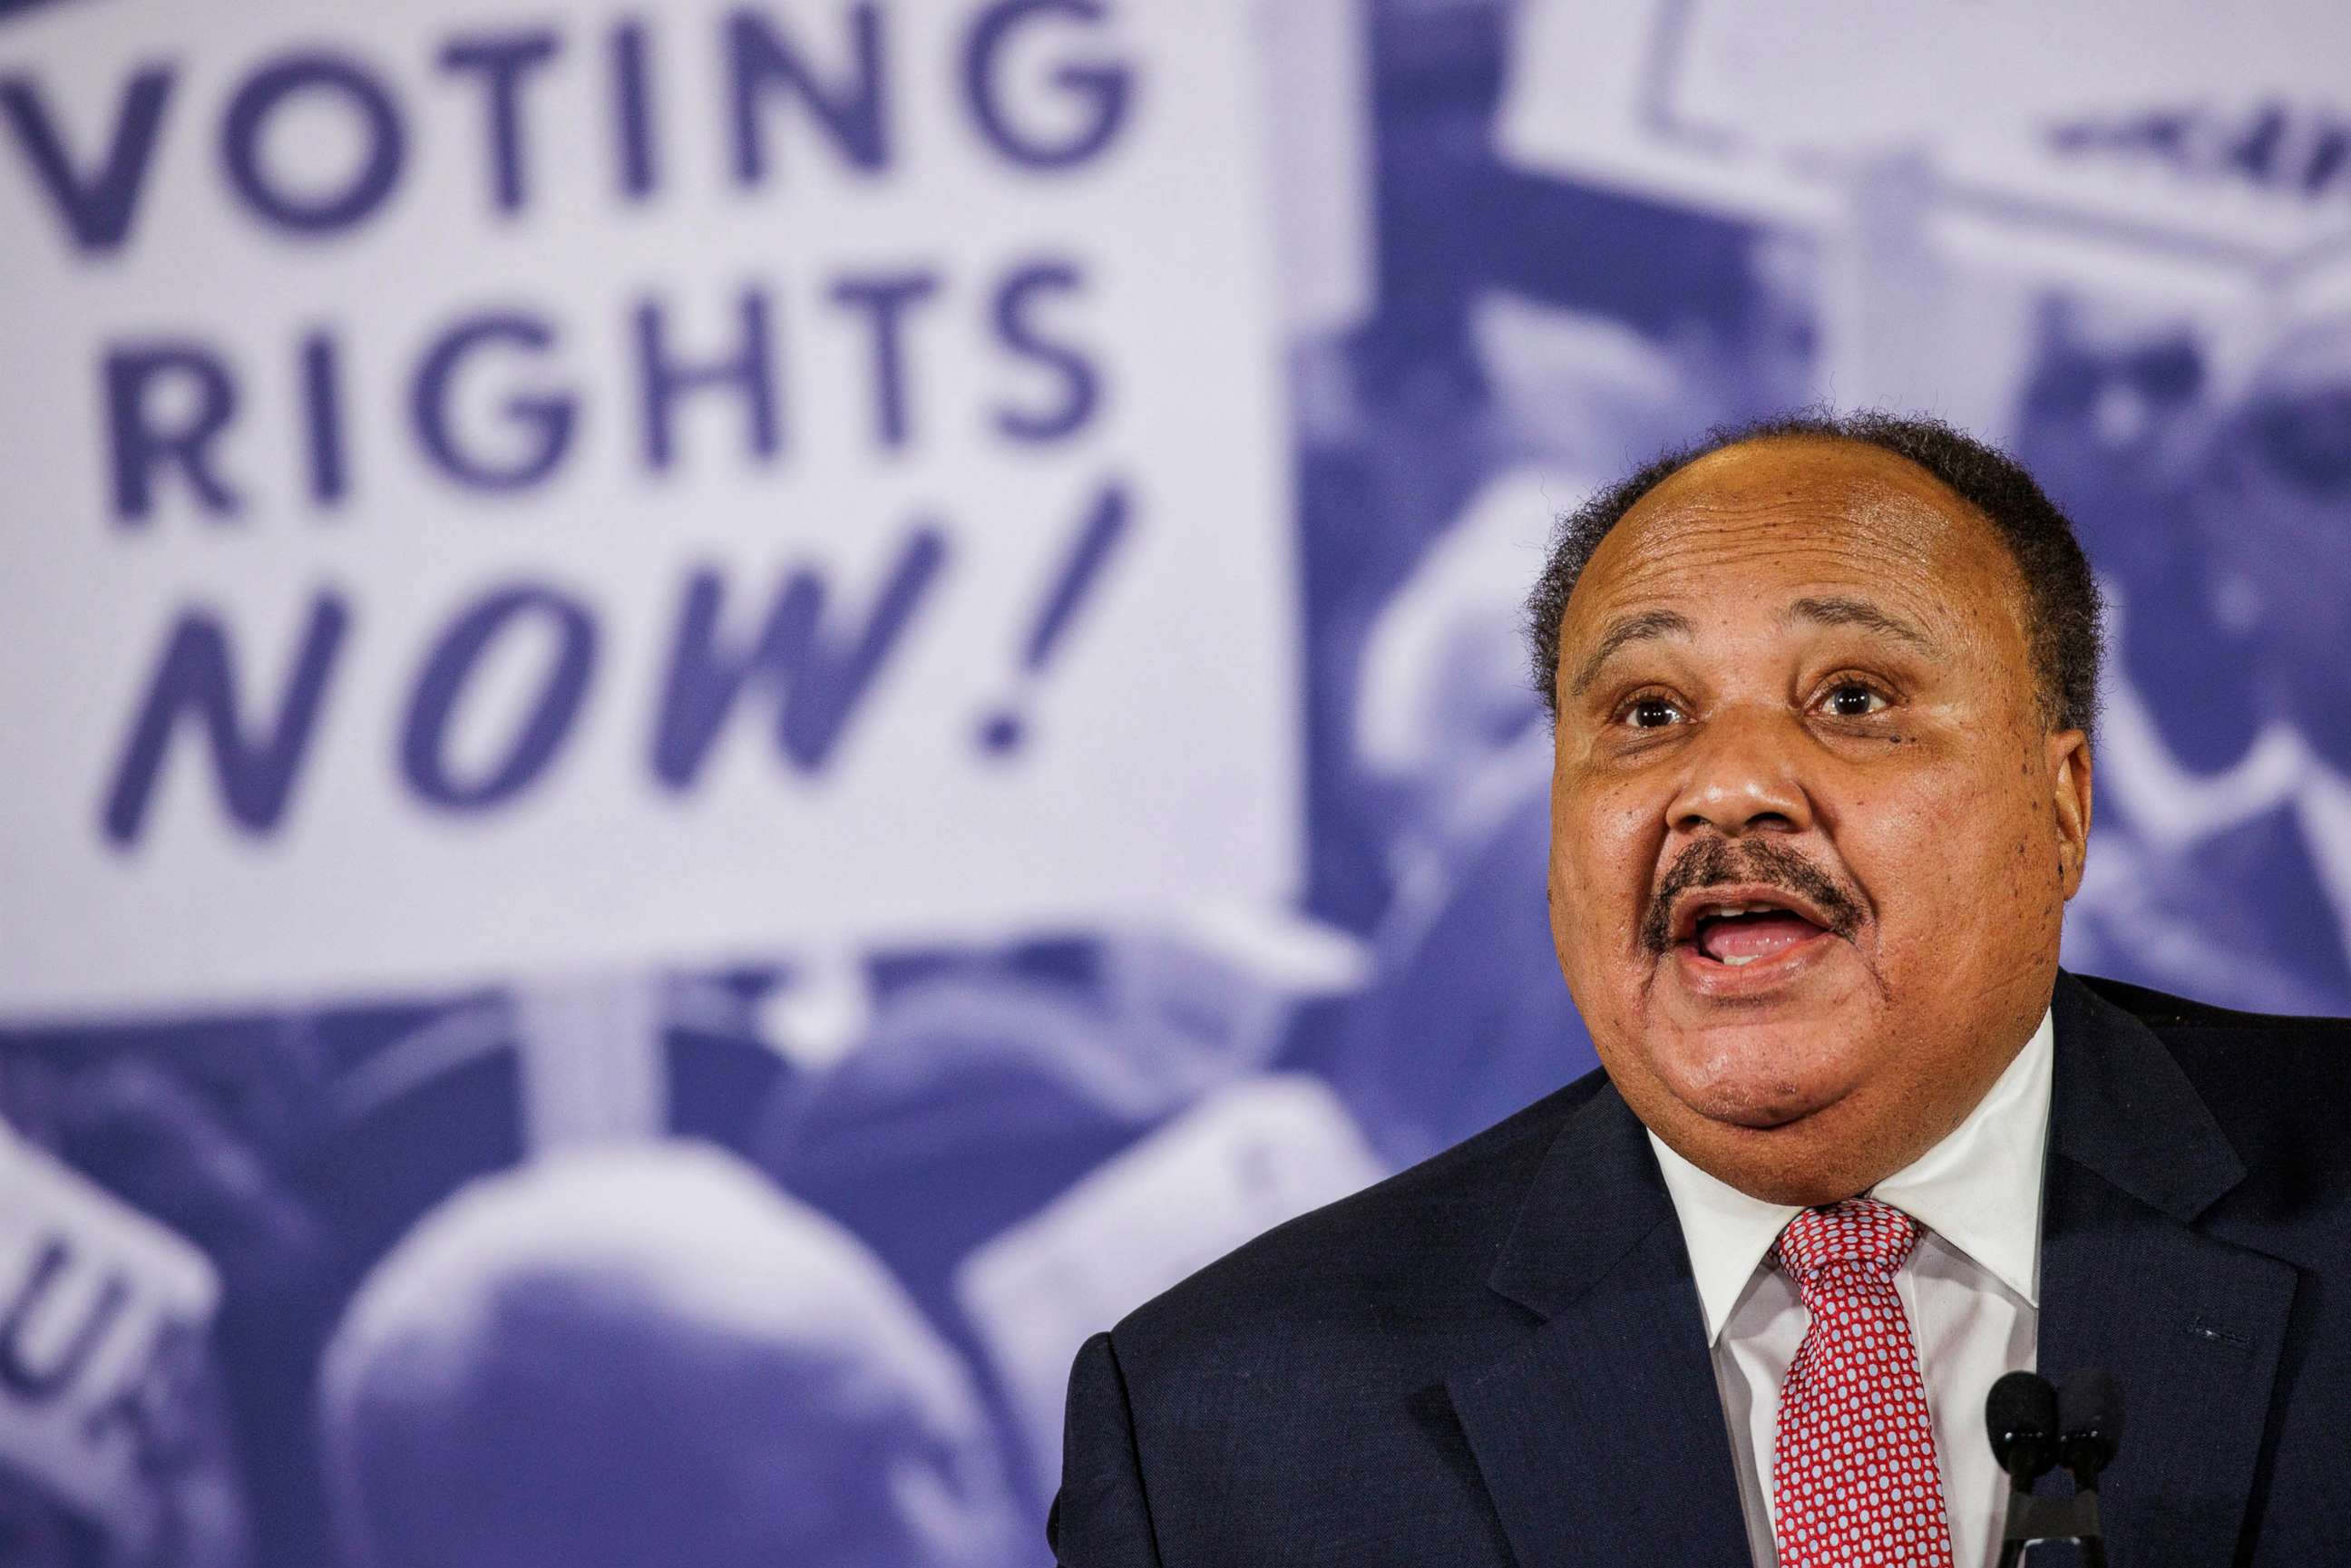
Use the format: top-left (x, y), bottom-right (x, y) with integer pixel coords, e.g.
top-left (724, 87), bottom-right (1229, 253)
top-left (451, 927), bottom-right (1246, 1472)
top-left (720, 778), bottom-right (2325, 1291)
top-left (1987, 1369), bottom-right (2122, 1568)
top-left (2058, 1368), bottom-right (2124, 1489)
top-left (1987, 1372), bottom-right (2061, 1568)
top-left (1985, 1370), bottom-right (2060, 1488)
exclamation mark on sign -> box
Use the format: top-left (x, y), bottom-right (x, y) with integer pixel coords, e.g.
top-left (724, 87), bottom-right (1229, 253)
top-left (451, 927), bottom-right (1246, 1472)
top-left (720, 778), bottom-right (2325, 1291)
top-left (978, 480), bottom-right (1132, 757)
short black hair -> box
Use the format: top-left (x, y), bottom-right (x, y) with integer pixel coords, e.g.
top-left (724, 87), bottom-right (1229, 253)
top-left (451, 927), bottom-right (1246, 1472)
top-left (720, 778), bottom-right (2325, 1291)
top-left (1524, 410), bottom-right (2105, 737)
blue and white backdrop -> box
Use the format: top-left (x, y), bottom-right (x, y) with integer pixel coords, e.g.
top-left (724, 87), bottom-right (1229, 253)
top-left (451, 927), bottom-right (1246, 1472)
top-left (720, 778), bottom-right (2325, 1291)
top-left (4, 2), bottom-right (2347, 1564)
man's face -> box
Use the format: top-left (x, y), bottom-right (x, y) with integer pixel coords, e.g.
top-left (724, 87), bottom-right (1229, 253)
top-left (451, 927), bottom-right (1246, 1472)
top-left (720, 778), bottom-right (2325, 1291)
top-left (1546, 438), bottom-right (2092, 1204)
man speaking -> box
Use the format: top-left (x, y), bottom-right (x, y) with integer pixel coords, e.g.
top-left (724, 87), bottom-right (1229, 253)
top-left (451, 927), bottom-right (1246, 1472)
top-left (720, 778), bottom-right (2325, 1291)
top-left (1050, 414), bottom-right (2351, 1567)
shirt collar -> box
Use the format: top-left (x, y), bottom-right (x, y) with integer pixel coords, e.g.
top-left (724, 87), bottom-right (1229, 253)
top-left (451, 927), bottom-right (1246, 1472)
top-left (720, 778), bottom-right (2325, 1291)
top-left (1649, 1007), bottom-right (2053, 1343)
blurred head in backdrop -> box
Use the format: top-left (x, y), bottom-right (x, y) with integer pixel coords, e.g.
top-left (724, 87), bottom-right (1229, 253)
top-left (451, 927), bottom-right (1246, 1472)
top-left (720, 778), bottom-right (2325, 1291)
top-left (2012, 289), bottom-right (2269, 774)
top-left (2016, 292), bottom-right (2213, 549)
top-left (2198, 261), bottom-right (2351, 764)
top-left (317, 1144), bottom-right (1023, 1568)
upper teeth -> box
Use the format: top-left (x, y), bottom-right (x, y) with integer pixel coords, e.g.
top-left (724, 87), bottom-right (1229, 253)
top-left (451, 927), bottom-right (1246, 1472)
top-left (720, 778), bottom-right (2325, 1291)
top-left (1700, 903), bottom-right (1773, 919)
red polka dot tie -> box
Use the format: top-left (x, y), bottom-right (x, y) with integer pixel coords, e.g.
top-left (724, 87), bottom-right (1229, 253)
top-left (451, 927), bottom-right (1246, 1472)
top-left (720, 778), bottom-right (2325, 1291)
top-left (1770, 1197), bottom-right (1956, 1568)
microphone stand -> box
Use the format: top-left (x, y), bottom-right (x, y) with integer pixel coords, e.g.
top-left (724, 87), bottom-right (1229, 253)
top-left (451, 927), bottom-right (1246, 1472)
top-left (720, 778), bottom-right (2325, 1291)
top-left (1987, 1368), bottom-right (2117, 1566)
top-left (1996, 1478), bottom-right (2104, 1567)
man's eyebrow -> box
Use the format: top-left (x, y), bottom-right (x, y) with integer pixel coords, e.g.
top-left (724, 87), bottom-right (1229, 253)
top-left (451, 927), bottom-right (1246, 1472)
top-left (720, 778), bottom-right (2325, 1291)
top-left (1786, 596), bottom-right (1940, 652)
top-left (1566, 609), bottom-right (1695, 697)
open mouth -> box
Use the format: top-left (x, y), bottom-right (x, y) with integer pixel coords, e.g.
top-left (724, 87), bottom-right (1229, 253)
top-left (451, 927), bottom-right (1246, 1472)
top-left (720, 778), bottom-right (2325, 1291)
top-left (1666, 883), bottom-right (1844, 972)
top-left (1690, 905), bottom-right (1826, 966)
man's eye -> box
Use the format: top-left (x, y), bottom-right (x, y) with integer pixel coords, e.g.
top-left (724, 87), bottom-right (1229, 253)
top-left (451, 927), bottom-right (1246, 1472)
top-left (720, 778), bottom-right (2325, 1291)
top-left (1820, 683), bottom-right (1889, 717)
top-left (1625, 696), bottom-right (1686, 729)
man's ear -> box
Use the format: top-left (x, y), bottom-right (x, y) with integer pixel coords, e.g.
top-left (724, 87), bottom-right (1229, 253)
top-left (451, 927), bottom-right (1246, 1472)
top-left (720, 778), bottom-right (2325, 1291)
top-left (2046, 728), bottom-right (2093, 899)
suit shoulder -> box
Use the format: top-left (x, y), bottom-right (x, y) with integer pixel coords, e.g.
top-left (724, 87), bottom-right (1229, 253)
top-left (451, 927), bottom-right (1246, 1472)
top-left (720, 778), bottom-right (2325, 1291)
top-left (1109, 1067), bottom-right (1605, 1368)
top-left (2081, 972), bottom-right (2351, 1110)
top-left (2078, 972), bottom-right (2351, 1043)
top-left (2080, 975), bottom-right (2351, 1222)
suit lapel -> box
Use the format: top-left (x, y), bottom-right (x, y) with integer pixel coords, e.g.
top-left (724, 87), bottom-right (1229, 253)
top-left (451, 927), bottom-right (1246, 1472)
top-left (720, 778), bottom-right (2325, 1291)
top-left (1440, 972), bottom-right (2303, 1568)
top-left (2037, 974), bottom-right (2298, 1568)
top-left (1446, 1085), bottom-right (1751, 1567)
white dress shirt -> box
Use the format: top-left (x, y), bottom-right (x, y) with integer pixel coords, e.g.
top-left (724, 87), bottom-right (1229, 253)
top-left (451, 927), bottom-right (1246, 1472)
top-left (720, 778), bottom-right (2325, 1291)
top-left (1649, 1008), bottom-right (2053, 1568)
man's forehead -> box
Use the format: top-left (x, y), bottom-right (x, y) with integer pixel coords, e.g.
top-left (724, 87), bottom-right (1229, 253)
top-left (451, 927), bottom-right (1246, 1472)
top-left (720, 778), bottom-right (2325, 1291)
top-left (1574, 437), bottom-right (2006, 609)
top-left (1630, 436), bottom-right (1973, 531)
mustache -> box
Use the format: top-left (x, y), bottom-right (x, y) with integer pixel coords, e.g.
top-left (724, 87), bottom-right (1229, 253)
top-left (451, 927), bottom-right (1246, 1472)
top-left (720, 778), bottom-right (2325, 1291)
top-left (1637, 838), bottom-right (1866, 955)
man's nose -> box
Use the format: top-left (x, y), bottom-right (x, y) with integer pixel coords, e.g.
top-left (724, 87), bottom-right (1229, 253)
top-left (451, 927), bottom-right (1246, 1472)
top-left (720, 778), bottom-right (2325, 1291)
top-left (1664, 708), bottom-right (1815, 838)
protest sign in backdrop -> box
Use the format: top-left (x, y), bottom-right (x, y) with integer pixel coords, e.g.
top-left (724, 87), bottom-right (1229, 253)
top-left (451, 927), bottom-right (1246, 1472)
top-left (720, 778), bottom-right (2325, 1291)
top-left (1503, 0), bottom-right (2351, 282)
top-left (1, 0), bottom-right (1300, 1017)
top-left (0, 1128), bottom-right (220, 1557)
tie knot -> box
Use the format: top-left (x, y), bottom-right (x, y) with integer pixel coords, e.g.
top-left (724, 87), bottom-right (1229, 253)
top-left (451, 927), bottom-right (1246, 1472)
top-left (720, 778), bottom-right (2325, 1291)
top-left (1773, 1197), bottom-right (1918, 1279)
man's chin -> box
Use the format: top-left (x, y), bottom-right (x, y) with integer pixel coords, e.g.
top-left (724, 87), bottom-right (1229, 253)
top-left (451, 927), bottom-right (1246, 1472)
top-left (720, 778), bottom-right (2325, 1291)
top-left (1670, 1074), bottom-right (1854, 1135)
top-left (1639, 996), bottom-right (1876, 1118)
top-left (1636, 1103), bottom-right (1876, 1207)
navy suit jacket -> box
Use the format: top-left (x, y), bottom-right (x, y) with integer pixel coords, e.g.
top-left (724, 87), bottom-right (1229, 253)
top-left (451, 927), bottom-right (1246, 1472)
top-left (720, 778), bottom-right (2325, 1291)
top-left (1050, 973), bottom-right (2351, 1566)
